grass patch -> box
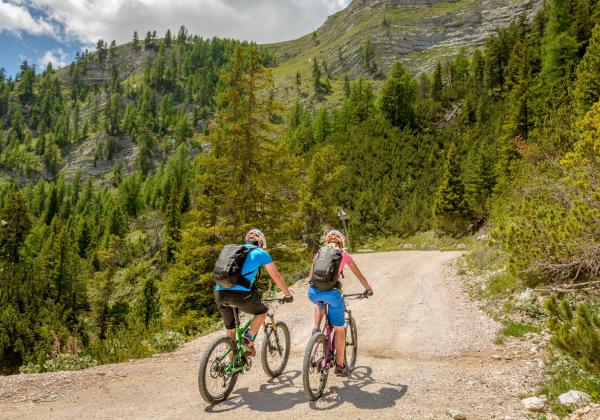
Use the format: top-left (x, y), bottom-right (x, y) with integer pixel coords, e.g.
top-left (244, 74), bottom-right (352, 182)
top-left (359, 231), bottom-right (476, 253)
top-left (541, 351), bottom-right (600, 417)
top-left (486, 272), bottom-right (519, 298)
top-left (500, 321), bottom-right (541, 338)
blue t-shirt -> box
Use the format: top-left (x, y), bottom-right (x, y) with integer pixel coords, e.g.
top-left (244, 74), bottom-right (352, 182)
top-left (215, 244), bottom-right (273, 292)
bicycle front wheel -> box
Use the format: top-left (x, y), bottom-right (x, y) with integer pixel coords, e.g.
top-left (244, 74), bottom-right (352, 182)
top-left (261, 321), bottom-right (290, 377)
top-left (345, 315), bottom-right (358, 371)
top-left (302, 332), bottom-right (329, 401)
top-left (197, 335), bottom-right (239, 404)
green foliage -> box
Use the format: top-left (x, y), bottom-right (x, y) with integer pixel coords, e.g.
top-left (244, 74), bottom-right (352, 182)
top-left (500, 321), bottom-right (541, 337)
top-left (540, 351), bottom-right (600, 415)
top-left (164, 45), bottom-right (301, 334)
top-left (498, 102), bottom-right (600, 285)
top-left (432, 143), bottom-right (471, 235)
top-left (150, 330), bottom-right (185, 353)
top-left (546, 295), bottom-right (600, 374)
top-left (20, 354), bottom-right (97, 374)
top-left (574, 25), bottom-right (600, 114)
top-left (378, 62), bottom-right (416, 128)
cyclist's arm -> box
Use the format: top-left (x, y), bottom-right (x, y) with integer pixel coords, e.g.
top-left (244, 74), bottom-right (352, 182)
top-left (348, 262), bottom-right (372, 291)
top-left (264, 262), bottom-right (292, 296)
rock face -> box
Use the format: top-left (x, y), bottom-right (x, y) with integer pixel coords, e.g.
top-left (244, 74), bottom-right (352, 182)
top-left (559, 391), bottom-right (592, 408)
top-left (271, 0), bottom-right (543, 76)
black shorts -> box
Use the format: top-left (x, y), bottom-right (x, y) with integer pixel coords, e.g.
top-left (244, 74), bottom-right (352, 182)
top-left (215, 289), bottom-right (268, 330)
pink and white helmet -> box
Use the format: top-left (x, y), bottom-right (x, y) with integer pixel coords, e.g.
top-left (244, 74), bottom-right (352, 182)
top-left (324, 229), bottom-right (345, 248)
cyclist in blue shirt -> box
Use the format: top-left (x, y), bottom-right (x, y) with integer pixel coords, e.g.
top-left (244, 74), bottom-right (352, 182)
top-left (215, 229), bottom-right (293, 356)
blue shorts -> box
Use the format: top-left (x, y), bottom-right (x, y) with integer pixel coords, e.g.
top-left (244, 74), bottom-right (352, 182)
top-left (308, 287), bottom-right (345, 327)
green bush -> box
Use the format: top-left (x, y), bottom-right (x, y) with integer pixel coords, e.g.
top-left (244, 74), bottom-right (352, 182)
top-left (546, 295), bottom-right (600, 374)
top-left (20, 354), bottom-right (97, 373)
top-left (88, 329), bottom-right (154, 364)
top-left (497, 102), bottom-right (600, 286)
top-left (150, 330), bottom-right (185, 353)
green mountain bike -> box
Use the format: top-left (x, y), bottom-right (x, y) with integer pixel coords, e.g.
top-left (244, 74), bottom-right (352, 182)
top-left (197, 297), bottom-right (291, 404)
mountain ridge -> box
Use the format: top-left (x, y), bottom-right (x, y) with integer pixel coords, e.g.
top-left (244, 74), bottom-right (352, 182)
top-left (268, 0), bottom-right (542, 96)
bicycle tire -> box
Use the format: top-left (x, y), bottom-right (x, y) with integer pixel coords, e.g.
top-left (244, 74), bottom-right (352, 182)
top-left (344, 315), bottom-right (358, 371)
top-left (302, 332), bottom-right (329, 401)
top-left (261, 321), bottom-right (291, 377)
top-left (197, 335), bottom-right (239, 404)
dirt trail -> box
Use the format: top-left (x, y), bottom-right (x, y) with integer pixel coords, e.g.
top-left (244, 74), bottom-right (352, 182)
top-left (0, 251), bottom-right (543, 419)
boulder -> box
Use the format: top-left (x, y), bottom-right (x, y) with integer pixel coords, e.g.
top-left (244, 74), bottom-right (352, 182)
top-left (559, 391), bottom-right (592, 408)
top-left (521, 396), bottom-right (545, 412)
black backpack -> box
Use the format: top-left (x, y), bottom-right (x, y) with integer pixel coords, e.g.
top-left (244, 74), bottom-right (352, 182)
top-left (212, 244), bottom-right (258, 289)
top-left (310, 246), bottom-right (343, 291)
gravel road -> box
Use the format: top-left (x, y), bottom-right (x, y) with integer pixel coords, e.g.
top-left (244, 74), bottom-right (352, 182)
top-left (0, 251), bottom-right (544, 419)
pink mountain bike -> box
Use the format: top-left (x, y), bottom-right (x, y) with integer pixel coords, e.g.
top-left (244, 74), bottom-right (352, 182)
top-left (302, 293), bottom-right (369, 400)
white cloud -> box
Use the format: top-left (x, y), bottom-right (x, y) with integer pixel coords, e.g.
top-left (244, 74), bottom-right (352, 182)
top-left (24, 0), bottom-right (351, 45)
top-left (0, 0), bottom-right (56, 37)
top-left (38, 47), bottom-right (68, 68)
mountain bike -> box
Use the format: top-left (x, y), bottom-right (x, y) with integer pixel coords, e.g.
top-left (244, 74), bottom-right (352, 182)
top-left (197, 297), bottom-right (291, 404)
top-left (302, 293), bottom-right (368, 400)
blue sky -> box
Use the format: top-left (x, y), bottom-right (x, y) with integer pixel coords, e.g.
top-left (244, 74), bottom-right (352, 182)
top-left (0, 0), bottom-right (350, 77)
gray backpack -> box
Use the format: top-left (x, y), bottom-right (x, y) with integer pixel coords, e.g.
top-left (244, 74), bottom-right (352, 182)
top-left (310, 246), bottom-right (343, 291)
top-left (212, 245), bottom-right (257, 289)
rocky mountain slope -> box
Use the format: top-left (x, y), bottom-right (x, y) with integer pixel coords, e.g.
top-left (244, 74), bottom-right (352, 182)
top-left (269, 0), bottom-right (542, 92)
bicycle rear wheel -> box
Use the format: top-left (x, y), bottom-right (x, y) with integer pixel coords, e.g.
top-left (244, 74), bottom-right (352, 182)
top-left (302, 332), bottom-right (329, 401)
top-left (344, 315), bottom-right (358, 371)
top-left (197, 335), bottom-right (239, 404)
top-left (261, 321), bottom-right (290, 377)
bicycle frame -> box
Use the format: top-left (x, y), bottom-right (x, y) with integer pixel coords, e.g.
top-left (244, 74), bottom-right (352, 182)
top-left (217, 298), bottom-right (283, 375)
top-left (317, 293), bottom-right (364, 371)
top-left (217, 307), bottom-right (251, 375)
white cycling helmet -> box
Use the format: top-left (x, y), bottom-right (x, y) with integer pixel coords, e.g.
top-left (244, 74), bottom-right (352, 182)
top-left (245, 228), bottom-right (267, 249)
top-left (324, 229), bottom-right (345, 248)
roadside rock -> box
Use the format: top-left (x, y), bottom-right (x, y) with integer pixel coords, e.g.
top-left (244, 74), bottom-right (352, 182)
top-left (559, 391), bottom-right (592, 408)
top-left (569, 403), bottom-right (600, 419)
top-left (521, 396), bottom-right (546, 412)
top-left (518, 288), bottom-right (534, 302)
top-left (447, 409), bottom-right (466, 419)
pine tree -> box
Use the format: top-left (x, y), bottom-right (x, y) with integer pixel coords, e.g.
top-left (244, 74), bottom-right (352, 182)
top-left (92, 236), bottom-right (120, 339)
top-left (132, 31), bottom-right (139, 51)
top-left (432, 143), bottom-right (470, 235)
top-left (164, 29), bottom-right (172, 47)
top-left (295, 70), bottom-right (301, 91)
top-left (312, 58), bottom-right (323, 96)
top-left (136, 276), bottom-right (160, 329)
top-left (343, 75), bottom-right (350, 98)
top-left (163, 182), bottom-right (182, 263)
top-left (378, 62), bottom-right (416, 128)
top-left (0, 191), bottom-right (32, 263)
top-left (574, 25), bottom-right (600, 114)
top-left (164, 45), bottom-right (299, 333)
top-left (362, 39), bottom-right (376, 74)
top-left (431, 62), bottom-right (443, 101)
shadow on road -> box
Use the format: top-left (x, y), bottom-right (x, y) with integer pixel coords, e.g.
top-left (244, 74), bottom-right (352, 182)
top-left (309, 366), bottom-right (407, 411)
top-left (205, 370), bottom-right (306, 414)
top-left (204, 366), bottom-right (407, 414)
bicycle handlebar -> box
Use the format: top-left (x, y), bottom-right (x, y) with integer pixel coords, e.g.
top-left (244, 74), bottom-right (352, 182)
top-left (263, 297), bottom-right (291, 303)
top-left (343, 293), bottom-right (371, 299)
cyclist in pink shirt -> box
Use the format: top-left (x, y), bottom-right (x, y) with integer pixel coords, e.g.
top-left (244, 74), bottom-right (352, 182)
top-left (307, 229), bottom-right (372, 376)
